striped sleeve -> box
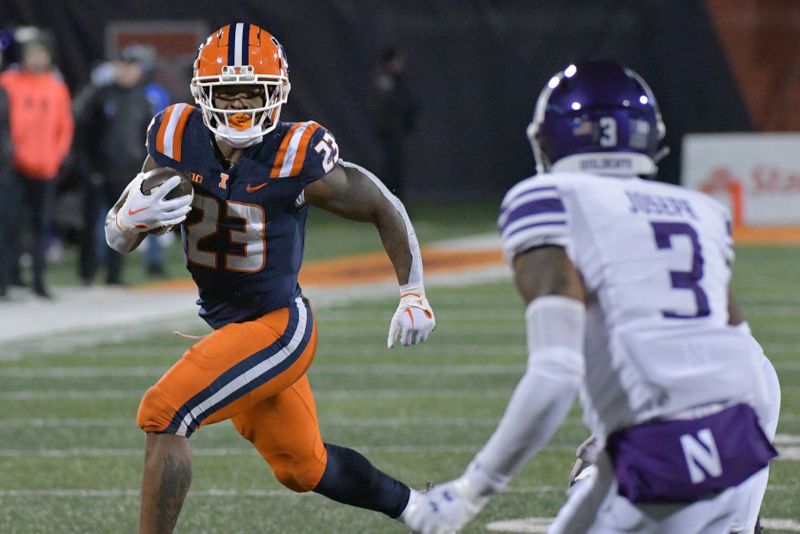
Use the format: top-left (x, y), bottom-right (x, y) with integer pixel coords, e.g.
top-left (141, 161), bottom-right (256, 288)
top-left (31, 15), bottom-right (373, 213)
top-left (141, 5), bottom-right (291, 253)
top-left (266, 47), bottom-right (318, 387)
top-left (146, 103), bottom-right (195, 163)
top-left (498, 178), bottom-right (570, 262)
top-left (270, 121), bottom-right (338, 182)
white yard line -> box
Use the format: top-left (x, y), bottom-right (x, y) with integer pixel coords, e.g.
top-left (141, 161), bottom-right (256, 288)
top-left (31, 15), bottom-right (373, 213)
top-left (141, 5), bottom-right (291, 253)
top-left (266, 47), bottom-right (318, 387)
top-left (0, 416), bottom-right (514, 428)
top-left (0, 363), bottom-right (522, 379)
top-left (1, 486), bottom-right (796, 500)
top-left (0, 234), bottom-right (509, 357)
top-left (0, 445), bottom-right (526, 457)
top-left (775, 434), bottom-right (800, 445)
top-left (1, 445), bottom-right (798, 460)
top-left (0, 388), bottom-right (515, 400)
top-left (485, 518), bottom-right (800, 533)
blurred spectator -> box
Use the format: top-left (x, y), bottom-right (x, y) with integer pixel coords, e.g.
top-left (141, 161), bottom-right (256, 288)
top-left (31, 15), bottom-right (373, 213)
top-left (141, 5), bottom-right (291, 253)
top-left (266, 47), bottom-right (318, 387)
top-left (0, 49), bottom-right (13, 299)
top-left (372, 47), bottom-right (418, 200)
top-left (75, 44), bottom-right (159, 285)
top-left (0, 29), bottom-right (73, 299)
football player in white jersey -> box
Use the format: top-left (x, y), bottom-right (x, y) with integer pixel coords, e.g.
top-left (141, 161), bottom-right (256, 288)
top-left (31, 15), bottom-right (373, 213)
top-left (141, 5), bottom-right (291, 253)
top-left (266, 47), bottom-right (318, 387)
top-left (402, 61), bottom-right (780, 534)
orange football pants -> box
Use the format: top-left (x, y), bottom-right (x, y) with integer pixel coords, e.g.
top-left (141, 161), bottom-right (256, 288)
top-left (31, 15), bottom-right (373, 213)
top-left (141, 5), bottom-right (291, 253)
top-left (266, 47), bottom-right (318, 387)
top-left (137, 298), bottom-right (327, 491)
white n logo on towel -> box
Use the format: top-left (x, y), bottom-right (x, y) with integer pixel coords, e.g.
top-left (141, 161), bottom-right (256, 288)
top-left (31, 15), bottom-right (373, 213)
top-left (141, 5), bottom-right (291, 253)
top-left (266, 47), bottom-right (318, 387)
top-left (680, 428), bottom-right (723, 484)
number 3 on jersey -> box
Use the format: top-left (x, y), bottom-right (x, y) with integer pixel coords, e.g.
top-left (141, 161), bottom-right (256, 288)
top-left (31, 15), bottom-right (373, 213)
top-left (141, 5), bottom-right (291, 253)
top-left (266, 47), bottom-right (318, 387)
top-left (186, 194), bottom-right (266, 272)
top-left (650, 221), bottom-right (710, 319)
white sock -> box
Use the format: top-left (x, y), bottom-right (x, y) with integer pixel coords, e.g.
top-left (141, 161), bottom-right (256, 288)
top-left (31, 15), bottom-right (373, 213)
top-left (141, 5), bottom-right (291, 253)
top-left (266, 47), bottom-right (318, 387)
top-left (399, 488), bottom-right (422, 523)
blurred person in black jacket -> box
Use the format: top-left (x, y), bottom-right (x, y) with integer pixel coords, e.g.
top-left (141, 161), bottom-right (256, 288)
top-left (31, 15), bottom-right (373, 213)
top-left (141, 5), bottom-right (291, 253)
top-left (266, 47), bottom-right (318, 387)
top-left (373, 47), bottom-right (418, 201)
top-left (75, 45), bottom-right (155, 285)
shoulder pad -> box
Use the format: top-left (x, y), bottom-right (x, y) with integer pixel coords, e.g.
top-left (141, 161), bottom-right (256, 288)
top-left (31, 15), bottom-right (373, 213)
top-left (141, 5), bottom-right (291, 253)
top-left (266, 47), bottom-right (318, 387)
top-left (146, 103), bottom-right (199, 163)
top-left (499, 176), bottom-right (570, 261)
top-left (269, 121), bottom-right (339, 180)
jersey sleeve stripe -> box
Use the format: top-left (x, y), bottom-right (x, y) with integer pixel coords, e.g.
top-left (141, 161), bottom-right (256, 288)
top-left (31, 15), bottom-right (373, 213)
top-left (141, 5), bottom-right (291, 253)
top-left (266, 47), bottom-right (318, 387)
top-left (170, 105), bottom-right (194, 162)
top-left (161, 103), bottom-right (189, 161)
top-left (501, 220), bottom-right (569, 261)
top-left (503, 219), bottom-right (567, 240)
top-left (155, 105), bottom-right (176, 156)
top-left (499, 186), bottom-right (562, 226)
top-left (500, 198), bottom-right (565, 233)
top-left (276, 122), bottom-right (312, 177)
top-left (500, 184), bottom-right (558, 210)
top-left (270, 123), bottom-right (303, 178)
top-left (289, 122), bottom-right (321, 176)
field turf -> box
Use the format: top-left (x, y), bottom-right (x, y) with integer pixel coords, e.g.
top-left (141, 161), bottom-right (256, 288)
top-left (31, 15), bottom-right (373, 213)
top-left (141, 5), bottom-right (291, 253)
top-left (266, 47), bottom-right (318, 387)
top-left (1, 232), bottom-right (798, 531)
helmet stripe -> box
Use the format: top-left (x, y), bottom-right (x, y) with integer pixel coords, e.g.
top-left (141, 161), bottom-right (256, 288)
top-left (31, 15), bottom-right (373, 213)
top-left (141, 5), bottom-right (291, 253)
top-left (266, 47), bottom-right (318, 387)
top-left (233, 23), bottom-right (244, 67)
top-left (241, 23), bottom-right (250, 66)
top-left (226, 24), bottom-right (236, 67)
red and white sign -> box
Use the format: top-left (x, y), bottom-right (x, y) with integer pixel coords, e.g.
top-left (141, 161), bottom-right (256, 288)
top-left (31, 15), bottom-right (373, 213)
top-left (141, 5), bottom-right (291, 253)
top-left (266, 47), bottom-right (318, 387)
top-left (682, 133), bottom-right (800, 226)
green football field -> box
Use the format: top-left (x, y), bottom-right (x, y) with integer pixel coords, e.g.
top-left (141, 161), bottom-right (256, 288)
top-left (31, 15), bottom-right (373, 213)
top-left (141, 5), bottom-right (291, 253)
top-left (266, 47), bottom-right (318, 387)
top-left (1, 240), bottom-right (798, 532)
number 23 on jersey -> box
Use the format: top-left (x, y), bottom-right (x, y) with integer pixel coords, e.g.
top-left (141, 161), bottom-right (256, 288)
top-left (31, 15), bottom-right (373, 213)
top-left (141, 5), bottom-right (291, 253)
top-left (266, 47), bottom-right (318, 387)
top-left (186, 194), bottom-right (266, 273)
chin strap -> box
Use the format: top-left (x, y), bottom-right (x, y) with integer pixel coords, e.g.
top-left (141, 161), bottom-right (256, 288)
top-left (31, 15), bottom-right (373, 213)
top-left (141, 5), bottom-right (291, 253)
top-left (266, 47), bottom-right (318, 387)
top-left (215, 132), bottom-right (263, 149)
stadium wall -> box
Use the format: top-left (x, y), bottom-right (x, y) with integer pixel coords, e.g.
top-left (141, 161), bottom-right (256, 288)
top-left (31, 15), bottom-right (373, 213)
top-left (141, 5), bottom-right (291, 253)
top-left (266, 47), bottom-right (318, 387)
top-left (3, 0), bottom-right (751, 201)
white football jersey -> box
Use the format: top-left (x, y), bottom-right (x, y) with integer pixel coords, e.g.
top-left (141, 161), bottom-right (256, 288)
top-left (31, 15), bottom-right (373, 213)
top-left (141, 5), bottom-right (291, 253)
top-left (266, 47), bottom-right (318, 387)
top-left (499, 172), bottom-right (768, 441)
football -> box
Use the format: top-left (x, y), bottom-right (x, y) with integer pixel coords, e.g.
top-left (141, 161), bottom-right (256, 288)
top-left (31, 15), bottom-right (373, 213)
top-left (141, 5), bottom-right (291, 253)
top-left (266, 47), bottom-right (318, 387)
top-left (140, 166), bottom-right (194, 199)
top-left (139, 167), bottom-right (194, 235)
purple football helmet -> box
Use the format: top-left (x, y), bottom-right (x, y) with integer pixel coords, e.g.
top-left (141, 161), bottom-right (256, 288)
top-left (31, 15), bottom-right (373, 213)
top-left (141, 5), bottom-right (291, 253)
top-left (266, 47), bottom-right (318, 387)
top-left (528, 60), bottom-right (666, 176)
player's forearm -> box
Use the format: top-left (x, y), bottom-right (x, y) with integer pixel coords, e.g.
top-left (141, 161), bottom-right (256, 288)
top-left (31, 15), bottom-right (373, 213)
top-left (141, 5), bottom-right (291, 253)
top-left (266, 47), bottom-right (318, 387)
top-left (727, 288), bottom-right (746, 325)
top-left (374, 202), bottom-right (415, 287)
top-left (105, 210), bottom-right (146, 254)
top-left (104, 177), bottom-right (145, 254)
top-left (464, 296), bottom-right (585, 495)
top-left (468, 364), bottom-right (580, 493)
top-left (339, 161), bottom-right (424, 292)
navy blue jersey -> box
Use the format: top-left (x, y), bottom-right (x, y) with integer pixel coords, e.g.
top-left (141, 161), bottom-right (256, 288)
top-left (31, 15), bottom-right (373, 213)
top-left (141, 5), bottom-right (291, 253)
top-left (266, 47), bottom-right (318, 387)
top-left (146, 103), bottom-right (340, 328)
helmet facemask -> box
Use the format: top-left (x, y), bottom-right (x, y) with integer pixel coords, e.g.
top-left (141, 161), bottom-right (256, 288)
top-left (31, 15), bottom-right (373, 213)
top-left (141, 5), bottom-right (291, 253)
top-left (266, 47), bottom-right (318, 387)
top-left (192, 65), bottom-right (291, 148)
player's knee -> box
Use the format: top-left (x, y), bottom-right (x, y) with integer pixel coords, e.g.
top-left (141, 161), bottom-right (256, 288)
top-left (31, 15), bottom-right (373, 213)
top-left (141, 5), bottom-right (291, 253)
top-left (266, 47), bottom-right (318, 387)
top-left (269, 453), bottom-right (326, 493)
top-left (137, 385), bottom-right (176, 433)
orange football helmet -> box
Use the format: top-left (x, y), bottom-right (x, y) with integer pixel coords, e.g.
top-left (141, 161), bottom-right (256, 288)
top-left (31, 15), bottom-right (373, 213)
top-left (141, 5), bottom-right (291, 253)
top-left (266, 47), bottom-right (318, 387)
top-left (191, 23), bottom-right (291, 147)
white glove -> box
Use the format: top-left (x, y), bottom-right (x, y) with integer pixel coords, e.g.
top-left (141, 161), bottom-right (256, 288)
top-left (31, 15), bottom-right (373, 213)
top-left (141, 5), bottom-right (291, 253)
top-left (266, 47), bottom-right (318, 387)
top-left (115, 173), bottom-right (193, 233)
top-left (403, 478), bottom-right (489, 534)
top-left (387, 292), bottom-right (436, 348)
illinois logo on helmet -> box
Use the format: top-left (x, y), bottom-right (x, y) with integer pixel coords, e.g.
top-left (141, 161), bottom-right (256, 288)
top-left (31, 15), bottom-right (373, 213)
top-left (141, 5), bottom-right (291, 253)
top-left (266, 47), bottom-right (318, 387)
top-left (191, 23), bottom-right (291, 147)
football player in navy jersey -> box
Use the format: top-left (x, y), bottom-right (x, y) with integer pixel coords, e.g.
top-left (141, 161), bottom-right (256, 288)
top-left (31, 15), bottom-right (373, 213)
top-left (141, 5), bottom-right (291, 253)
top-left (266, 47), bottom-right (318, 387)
top-left (105, 23), bottom-right (434, 533)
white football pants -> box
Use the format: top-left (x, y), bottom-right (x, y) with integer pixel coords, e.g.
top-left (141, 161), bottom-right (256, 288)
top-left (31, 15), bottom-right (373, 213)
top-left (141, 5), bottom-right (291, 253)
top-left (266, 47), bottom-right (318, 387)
top-left (550, 353), bottom-right (780, 534)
